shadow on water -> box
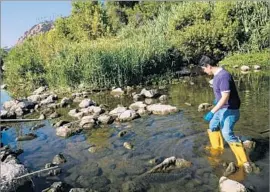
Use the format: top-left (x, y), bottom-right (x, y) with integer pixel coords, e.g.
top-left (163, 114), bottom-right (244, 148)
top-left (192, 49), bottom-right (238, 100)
top-left (1, 72), bottom-right (269, 192)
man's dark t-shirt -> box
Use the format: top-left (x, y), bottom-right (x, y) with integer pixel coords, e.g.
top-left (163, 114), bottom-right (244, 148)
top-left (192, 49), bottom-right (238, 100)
top-left (213, 69), bottom-right (241, 109)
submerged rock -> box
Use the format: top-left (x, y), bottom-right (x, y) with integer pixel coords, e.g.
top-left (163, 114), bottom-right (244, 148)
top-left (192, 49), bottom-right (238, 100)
top-left (30, 123), bottom-right (45, 130)
top-left (16, 133), bottom-right (37, 141)
top-left (123, 142), bottom-right (133, 150)
top-left (52, 153), bottom-right (67, 165)
top-left (148, 156), bottom-right (191, 173)
top-left (42, 181), bottom-right (67, 192)
top-left (118, 130), bottom-right (128, 137)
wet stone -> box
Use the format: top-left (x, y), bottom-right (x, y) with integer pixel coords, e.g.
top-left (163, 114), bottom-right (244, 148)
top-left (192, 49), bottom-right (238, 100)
top-left (48, 168), bottom-right (61, 176)
top-left (251, 162), bottom-right (261, 174)
top-left (202, 172), bottom-right (210, 184)
top-left (76, 175), bottom-right (92, 188)
top-left (148, 157), bottom-right (164, 165)
top-left (223, 162), bottom-right (237, 177)
top-left (52, 153), bottom-right (66, 165)
top-left (208, 173), bottom-right (218, 187)
top-left (80, 162), bottom-right (102, 178)
top-left (123, 165), bottom-right (146, 176)
top-left (118, 130), bottom-right (127, 137)
top-left (89, 176), bottom-right (111, 190)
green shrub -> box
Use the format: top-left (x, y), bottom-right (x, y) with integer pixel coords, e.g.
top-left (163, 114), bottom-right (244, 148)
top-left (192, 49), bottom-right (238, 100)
top-left (219, 49), bottom-right (270, 67)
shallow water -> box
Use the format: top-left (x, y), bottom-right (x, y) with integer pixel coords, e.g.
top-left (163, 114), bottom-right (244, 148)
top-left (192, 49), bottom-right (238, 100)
top-left (1, 73), bottom-right (269, 192)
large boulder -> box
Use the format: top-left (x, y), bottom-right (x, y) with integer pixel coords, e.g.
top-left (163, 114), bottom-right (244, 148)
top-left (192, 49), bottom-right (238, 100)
top-left (3, 100), bottom-right (19, 111)
top-left (109, 106), bottom-right (127, 118)
top-left (118, 110), bottom-right (138, 122)
top-left (79, 116), bottom-right (95, 129)
top-left (146, 104), bottom-right (178, 115)
top-left (56, 125), bottom-right (72, 137)
top-left (98, 114), bottom-right (114, 124)
top-left (3, 100), bottom-right (36, 117)
top-left (129, 102), bottom-right (146, 111)
top-left (0, 110), bottom-right (16, 119)
top-left (219, 176), bottom-right (247, 192)
top-left (0, 162), bottom-right (28, 192)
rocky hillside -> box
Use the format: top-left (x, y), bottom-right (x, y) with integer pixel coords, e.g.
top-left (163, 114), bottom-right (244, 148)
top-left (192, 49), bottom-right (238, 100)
top-left (16, 20), bottom-right (54, 45)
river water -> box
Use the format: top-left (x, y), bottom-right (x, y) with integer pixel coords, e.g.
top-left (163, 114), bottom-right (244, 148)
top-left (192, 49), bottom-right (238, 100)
top-left (1, 73), bottom-right (269, 192)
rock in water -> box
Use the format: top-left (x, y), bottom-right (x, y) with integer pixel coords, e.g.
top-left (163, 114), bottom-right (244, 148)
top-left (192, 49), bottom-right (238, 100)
top-left (219, 176), bottom-right (247, 192)
top-left (16, 133), bottom-right (37, 141)
top-left (148, 156), bottom-right (192, 173)
top-left (123, 142), bottom-right (133, 150)
top-left (223, 162), bottom-right (237, 177)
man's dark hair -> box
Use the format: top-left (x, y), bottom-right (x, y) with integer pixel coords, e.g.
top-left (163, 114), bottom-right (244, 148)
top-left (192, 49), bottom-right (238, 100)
top-left (199, 55), bottom-right (217, 67)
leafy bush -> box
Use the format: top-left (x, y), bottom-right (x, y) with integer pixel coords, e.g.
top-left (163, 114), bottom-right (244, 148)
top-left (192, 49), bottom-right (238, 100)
top-left (219, 49), bottom-right (270, 67)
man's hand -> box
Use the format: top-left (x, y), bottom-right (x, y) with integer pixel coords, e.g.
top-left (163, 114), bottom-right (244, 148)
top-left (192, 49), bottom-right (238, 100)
top-left (204, 111), bottom-right (214, 122)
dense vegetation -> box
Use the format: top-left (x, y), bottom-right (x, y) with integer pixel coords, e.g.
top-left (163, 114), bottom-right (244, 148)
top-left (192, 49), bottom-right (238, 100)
top-left (2, 1), bottom-right (270, 93)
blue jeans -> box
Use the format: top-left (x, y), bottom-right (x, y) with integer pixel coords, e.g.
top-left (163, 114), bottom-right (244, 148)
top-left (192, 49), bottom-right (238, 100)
top-left (209, 108), bottom-right (240, 143)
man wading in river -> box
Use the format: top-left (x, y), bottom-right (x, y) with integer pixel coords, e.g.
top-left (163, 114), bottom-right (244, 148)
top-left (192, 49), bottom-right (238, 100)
top-left (199, 55), bottom-right (252, 174)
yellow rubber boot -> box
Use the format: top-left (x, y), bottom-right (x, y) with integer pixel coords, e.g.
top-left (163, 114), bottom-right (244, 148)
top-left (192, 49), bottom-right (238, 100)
top-left (205, 130), bottom-right (224, 166)
top-left (229, 142), bottom-right (252, 173)
top-left (229, 142), bottom-right (248, 166)
top-left (207, 129), bottom-right (224, 150)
